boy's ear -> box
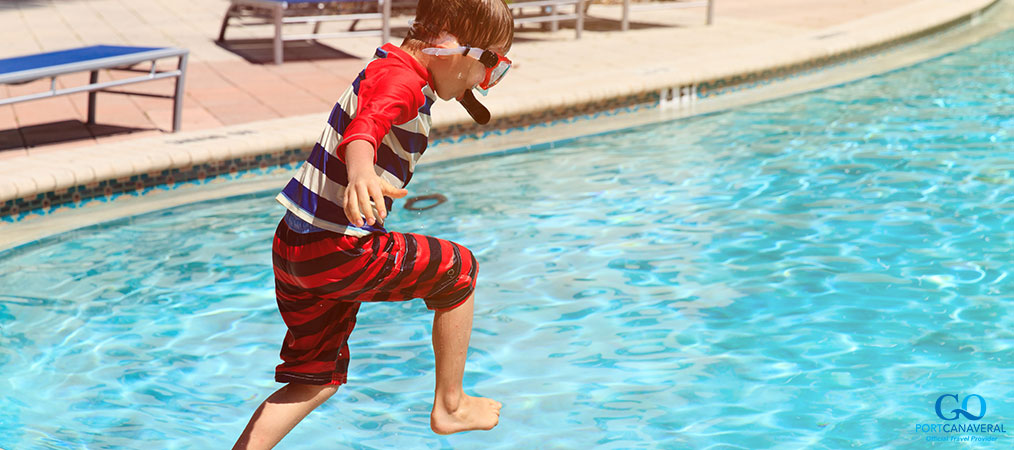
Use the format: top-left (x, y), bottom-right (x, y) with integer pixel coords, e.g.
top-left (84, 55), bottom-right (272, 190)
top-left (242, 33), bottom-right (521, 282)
top-left (431, 32), bottom-right (461, 49)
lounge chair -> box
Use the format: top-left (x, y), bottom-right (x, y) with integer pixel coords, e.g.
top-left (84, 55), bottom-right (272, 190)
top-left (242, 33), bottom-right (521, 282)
top-left (618, 0), bottom-right (715, 31)
top-left (0, 45), bottom-right (189, 132)
top-left (511, 0), bottom-right (586, 38)
top-left (217, 0), bottom-right (396, 64)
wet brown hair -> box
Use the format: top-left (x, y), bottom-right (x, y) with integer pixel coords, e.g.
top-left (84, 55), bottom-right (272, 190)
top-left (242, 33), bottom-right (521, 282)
top-left (403, 0), bottom-right (515, 54)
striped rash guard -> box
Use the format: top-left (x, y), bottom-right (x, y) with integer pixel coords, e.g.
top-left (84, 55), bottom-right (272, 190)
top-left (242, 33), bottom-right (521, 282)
top-left (276, 44), bottom-right (437, 236)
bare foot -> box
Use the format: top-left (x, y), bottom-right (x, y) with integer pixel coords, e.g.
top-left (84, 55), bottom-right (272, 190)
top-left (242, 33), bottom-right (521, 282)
top-left (430, 393), bottom-right (502, 434)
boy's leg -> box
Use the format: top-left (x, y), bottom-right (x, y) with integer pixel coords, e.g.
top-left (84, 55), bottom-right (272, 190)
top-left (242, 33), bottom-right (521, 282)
top-left (242, 219), bottom-right (366, 449)
top-left (233, 383), bottom-right (338, 450)
top-left (429, 294), bottom-right (502, 434)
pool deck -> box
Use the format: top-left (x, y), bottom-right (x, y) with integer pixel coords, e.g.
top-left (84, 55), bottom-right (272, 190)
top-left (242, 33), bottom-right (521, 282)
top-left (0, 0), bottom-right (1007, 230)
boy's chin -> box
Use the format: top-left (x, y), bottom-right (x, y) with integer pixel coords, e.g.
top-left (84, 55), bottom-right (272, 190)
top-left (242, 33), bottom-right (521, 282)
top-left (437, 91), bottom-right (459, 101)
top-left (434, 86), bottom-right (467, 101)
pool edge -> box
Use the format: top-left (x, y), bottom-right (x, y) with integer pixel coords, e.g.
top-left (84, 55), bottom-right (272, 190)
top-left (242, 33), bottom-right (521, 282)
top-left (1, 0), bottom-right (1011, 252)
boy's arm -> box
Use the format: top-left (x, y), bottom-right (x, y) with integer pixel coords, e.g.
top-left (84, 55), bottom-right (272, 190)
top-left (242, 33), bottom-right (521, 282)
top-left (337, 68), bottom-right (424, 227)
top-left (335, 67), bottom-right (426, 163)
top-left (343, 139), bottom-right (407, 228)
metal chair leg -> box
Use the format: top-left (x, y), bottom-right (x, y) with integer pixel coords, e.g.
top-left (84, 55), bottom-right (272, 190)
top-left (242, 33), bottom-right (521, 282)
top-left (87, 70), bottom-right (98, 125)
top-left (381, 0), bottom-right (391, 44)
top-left (273, 5), bottom-right (284, 64)
top-left (576, 0), bottom-right (584, 38)
top-left (622, 0), bottom-right (630, 32)
top-left (172, 53), bottom-right (188, 132)
top-left (218, 5), bottom-right (238, 41)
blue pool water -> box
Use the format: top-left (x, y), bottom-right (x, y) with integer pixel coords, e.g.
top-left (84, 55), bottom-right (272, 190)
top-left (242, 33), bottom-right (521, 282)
top-left (2, 29), bottom-right (1013, 449)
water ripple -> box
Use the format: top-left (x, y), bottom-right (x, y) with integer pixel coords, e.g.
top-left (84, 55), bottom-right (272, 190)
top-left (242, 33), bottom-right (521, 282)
top-left (2, 28), bottom-right (1014, 450)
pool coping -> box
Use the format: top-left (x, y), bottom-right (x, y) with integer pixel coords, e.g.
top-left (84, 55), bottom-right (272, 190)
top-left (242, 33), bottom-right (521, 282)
top-left (0, 0), bottom-right (1008, 249)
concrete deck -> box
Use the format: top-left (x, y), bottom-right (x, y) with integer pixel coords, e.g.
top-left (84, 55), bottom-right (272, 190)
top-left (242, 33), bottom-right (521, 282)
top-left (0, 0), bottom-right (1008, 237)
top-left (0, 0), bottom-right (967, 151)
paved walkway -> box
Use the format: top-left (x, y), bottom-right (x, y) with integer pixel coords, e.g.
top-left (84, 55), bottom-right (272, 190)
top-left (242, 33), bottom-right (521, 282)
top-left (0, 0), bottom-right (940, 155)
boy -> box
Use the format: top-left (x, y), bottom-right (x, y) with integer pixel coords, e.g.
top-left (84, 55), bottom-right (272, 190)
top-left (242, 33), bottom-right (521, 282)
top-left (233, 0), bottom-right (514, 448)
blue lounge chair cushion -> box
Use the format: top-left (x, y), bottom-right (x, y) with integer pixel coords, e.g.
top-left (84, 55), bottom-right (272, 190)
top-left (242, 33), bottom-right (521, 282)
top-left (0, 45), bottom-right (178, 84)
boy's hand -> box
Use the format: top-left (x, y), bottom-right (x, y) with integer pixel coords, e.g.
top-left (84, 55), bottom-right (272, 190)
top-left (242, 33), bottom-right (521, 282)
top-left (345, 170), bottom-right (408, 227)
top-left (343, 140), bottom-right (408, 227)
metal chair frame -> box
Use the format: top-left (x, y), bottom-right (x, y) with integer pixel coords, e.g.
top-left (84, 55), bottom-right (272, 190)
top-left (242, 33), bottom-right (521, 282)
top-left (0, 46), bottom-right (189, 132)
top-left (620, 0), bottom-right (715, 31)
top-left (218, 0), bottom-right (393, 64)
top-left (511, 0), bottom-right (586, 38)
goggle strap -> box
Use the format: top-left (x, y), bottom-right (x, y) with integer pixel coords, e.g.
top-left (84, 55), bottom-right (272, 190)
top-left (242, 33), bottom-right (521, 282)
top-left (462, 47), bottom-right (490, 63)
top-left (421, 47), bottom-right (464, 57)
top-left (422, 46), bottom-right (499, 69)
top-left (477, 49), bottom-right (500, 69)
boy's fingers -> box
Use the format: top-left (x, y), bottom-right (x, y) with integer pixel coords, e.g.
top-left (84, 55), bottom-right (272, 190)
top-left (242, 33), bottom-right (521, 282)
top-left (357, 184), bottom-right (376, 226)
top-left (369, 184), bottom-right (388, 220)
top-left (345, 189), bottom-right (363, 227)
top-left (380, 178), bottom-right (409, 199)
top-left (345, 177), bottom-right (408, 228)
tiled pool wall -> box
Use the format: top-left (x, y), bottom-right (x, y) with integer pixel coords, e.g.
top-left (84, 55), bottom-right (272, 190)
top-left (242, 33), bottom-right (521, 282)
top-left (0, 3), bottom-right (998, 223)
top-left (0, 149), bottom-right (306, 221)
top-left (0, 90), bottom-right (661, 223)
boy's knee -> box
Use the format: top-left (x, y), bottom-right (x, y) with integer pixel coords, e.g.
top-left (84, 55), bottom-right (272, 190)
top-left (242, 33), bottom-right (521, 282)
top-left (458, 245), bottom-right (478, 273)
top-left (442, 242), bottom-right (478, 284)
top-left (424, 243), bottom-right (478, 311)
top-left (284, 383), bottom-right (339, 400)
top-left (451, 245), bottom-right (478, 290)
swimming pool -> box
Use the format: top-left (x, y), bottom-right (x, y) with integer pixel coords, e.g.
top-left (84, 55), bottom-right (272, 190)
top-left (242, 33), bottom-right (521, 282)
top-left (1, 28), bottom-right (1012, 449)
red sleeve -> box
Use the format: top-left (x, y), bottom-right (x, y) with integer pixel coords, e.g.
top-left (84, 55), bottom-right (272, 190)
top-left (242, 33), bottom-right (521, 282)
top-left (336, 65), bottom-right (426, 163)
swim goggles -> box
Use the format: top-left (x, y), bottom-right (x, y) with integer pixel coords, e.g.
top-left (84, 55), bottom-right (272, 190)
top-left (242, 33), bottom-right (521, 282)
top-left (421, 46), bottom-right (512, 95)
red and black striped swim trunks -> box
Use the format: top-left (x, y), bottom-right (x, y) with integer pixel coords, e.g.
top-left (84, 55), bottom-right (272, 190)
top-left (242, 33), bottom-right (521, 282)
top-left (271, 218), bottom-right (478, 385)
